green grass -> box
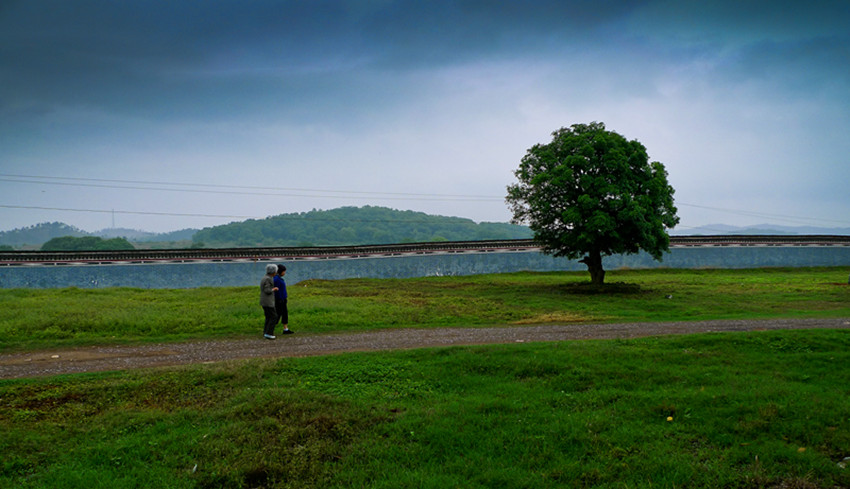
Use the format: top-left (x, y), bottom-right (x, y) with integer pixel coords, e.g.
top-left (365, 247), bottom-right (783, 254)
top-left (1, 267), bottom-right (849, 352)
top-left (2, 268), bottom-right (850, 487)
top-left (2, 330), bottom-right (849, 488)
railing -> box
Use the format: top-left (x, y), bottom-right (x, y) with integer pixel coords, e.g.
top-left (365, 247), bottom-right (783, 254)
top-left (2, 236), bottom-right (849, 266)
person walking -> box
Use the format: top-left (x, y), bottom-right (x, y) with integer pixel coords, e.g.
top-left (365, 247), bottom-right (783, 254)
top-left (274, 264), bottom-right (294, 334)
top-left (260, 264), bottom-right (279, 339)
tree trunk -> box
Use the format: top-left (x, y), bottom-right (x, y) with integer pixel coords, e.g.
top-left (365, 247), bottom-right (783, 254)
top-left (580, 250), bottom-right (605, 286)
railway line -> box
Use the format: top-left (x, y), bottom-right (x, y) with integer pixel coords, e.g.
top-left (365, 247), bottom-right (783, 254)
top-left (2, 235), bottom-right (849, 267)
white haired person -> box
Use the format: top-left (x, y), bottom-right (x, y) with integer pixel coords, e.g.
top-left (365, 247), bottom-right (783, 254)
top-left (260, 263), bottom-right (279, 339)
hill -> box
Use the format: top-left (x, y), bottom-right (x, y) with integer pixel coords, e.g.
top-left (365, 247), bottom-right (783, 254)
top-left (0, 222), bottom-right (199, 249)
top-left (671, 223), bottom-right (850, 236)
top-left (191, 206), bottom-right (532, 247)
top-left (0, 208), bottom-right (530, 249)
top-left (95, 227), bottom-right (198, 242)
top-left (0, 222), bottom-right (88, 247)
top-left (5, 210), bottom-right (846, 249)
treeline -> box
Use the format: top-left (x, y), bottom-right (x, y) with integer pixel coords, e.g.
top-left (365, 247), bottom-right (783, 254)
top-left (192, 206), bottom-right (532, 247)
top-left (41, 236), bottom-right (135, 251)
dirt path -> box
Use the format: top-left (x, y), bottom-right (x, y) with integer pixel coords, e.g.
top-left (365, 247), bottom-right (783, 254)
top-left (2, 317), bottom-right (849, 379)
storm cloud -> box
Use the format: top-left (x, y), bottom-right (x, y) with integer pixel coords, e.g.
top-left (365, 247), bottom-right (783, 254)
top-left (1, 0), bottom-right (848, 232)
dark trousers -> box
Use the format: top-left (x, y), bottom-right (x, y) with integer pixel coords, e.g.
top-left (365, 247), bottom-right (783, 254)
top-left (262, 306), bottom-right (278, 335)
top-left (275, 298), bottom-right (288, 325)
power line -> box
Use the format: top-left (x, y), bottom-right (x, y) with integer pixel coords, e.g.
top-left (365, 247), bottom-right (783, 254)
top-left (0, 174), bottom-right (504, 202)
top-left (0, 204), bottom-right (257, 220)
top-left (0, 204), bottom-right (503, 224)
top-left (2, 173), bottom-right (848, 227)
top-left (4, 202), bottom-right (848, 231)
top-left (676, 202), bottom-right (850, 227)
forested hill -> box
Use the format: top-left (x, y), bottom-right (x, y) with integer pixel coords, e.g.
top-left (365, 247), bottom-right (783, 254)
top-left (191, 206), bottom-right (532, 247)
top-left (0, 222), bottom-right (88, 247)
top-left (0, 222), bottom-right (197, 249)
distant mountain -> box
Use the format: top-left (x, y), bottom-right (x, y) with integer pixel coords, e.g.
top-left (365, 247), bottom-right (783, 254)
top-left (147, 228), bottom-right (198, 242)
top-left (94, 227), bottom-right (198, 242)
top-left (4, 213), bottom-right (847, 249)
top-left (191, 206), bottom-right (533, 247)
top-left (0, 223), bottom-right (199, 248)
top-left (0, 222), bottom-right (88, 247)
top-left (671, 224), bottom-right (850, 236)
top-left (94, 227), bottom-right (159, 240)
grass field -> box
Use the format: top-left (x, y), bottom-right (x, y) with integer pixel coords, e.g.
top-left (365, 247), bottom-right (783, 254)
top-left (1, 267), bottom-right (849, 352)
top-left (1, 268), bottom-right (850, 488)
top-left (2, 330), bottom-right (849, 488)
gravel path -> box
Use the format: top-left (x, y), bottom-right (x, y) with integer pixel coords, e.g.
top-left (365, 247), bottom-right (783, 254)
top-left (2, 317), bottom-right (849, 379)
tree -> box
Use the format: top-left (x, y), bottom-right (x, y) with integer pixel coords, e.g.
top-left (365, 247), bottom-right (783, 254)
top-left (41, 236), bottom-right (135, 251)
top-left (506, 122), bottom-right (679, 285)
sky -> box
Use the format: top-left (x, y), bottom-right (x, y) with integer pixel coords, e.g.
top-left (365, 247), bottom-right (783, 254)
top-left (1, 0), bottom-right (849, 234)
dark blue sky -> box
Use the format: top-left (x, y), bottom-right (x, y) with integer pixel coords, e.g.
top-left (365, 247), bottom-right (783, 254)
top-left (1, 0), bottom-right (848, 232)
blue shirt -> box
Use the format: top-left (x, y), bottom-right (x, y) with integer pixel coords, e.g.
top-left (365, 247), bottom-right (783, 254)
top-left (273, 275), bottom-right (287, 300)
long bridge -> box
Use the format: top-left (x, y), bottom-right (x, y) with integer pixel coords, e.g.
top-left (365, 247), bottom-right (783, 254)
top-left (2, 235), bottom-right (849, 289)
top-left (2, 235), bottom-right (850, 267)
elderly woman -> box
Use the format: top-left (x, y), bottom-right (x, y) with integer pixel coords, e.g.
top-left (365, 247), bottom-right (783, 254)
top-left (260, 263), bottom-right (279, 339)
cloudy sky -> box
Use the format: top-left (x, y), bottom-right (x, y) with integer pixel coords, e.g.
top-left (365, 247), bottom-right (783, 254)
top-left (1, 0), bottom-right (848, 234)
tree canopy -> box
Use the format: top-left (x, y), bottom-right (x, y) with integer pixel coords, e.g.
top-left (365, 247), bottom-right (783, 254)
top-left (41, 236), bottom-right (135, 251)
top-left (506, 122), bottom-right (679, 285)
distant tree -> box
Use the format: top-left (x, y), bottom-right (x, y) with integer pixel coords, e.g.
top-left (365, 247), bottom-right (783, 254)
top-left (41, 236), bottom-right (135, 251)
top-left (0, 245), bottom-right (14, 251)
top-left (506, 122), bottom-right (679, 285)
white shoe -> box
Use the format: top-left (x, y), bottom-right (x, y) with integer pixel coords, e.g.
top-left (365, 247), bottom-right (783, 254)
top-left (264, 334), bottom-right (276, 340)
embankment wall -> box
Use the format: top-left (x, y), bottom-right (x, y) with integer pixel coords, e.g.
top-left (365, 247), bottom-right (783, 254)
top-left (1, 246), bottom-right (848, 289)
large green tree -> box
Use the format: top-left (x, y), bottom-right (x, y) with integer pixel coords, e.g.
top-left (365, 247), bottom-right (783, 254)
top-left (506, 122), bottom-right (679, 285)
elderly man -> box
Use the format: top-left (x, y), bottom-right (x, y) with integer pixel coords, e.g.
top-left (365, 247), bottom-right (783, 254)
top-left (260, 263), bottom-right (279, 339)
